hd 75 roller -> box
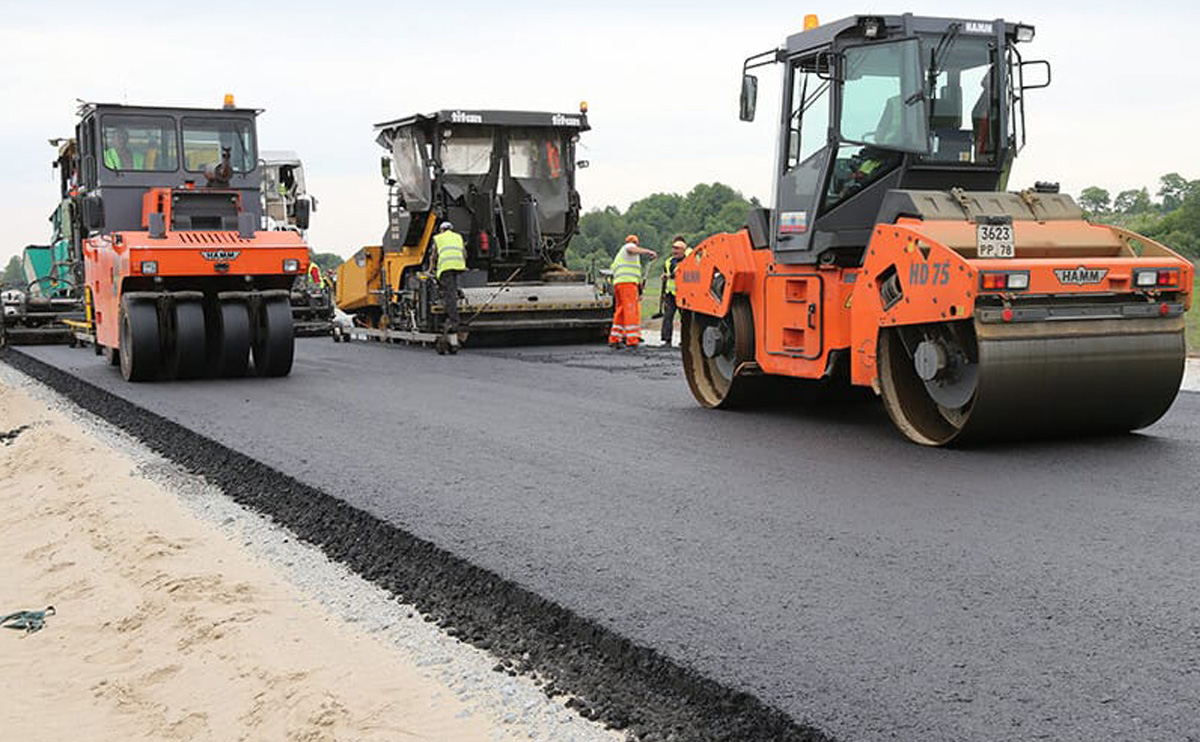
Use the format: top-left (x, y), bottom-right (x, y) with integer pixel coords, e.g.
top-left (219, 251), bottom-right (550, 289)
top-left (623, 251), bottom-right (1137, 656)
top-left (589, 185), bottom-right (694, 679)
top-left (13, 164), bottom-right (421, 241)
top-left (66, 98), bottom-right (309, 381)
top-left (675, 14), bottom-right (1193, 445)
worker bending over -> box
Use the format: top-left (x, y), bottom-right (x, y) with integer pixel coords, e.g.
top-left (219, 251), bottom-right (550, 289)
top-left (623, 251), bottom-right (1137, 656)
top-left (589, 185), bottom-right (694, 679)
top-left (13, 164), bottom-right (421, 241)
top-left (432, 221), bottom-right (467, 332)
top-left (609, 234), bottom-right (657, 348)
top-left (659, 236), bottom-right (690, 347)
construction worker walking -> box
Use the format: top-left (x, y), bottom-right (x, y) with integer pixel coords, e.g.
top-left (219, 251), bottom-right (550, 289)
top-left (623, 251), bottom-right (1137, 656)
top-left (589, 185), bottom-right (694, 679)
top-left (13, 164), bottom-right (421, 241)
top-left (659, 236), bottom-right (690, 347)
top-left (432, 221), bottom-right (467, 332)
top-left (608, 234), bottom-right (657, 348)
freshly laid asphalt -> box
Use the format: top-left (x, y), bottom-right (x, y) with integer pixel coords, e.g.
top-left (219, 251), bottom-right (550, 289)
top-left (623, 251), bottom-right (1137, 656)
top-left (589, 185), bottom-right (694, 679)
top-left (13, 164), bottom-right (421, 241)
top-left (19, 339), bottom-right (1200, 742)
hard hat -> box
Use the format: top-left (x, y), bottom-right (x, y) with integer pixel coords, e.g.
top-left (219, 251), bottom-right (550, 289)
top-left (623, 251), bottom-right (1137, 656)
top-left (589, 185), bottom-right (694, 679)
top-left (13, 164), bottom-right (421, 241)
top-left (625, 234), bottom-right (639, 245)
top-left (439, 221), bottom-right (454, 232)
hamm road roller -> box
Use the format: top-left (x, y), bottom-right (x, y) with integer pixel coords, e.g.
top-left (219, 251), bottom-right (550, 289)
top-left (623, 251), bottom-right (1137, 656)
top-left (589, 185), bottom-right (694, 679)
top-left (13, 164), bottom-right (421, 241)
top-left (675, 14), bottom-right (1193, 445)
top-left (335, 108), bottom-right (612, 348)
top-left (66, 98), bottom-right (309, 381)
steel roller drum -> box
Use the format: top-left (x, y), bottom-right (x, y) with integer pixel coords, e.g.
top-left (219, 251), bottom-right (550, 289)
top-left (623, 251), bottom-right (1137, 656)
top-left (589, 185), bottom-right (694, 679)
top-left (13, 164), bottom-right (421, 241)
top-left (880, 318), bottom-right (1187, 446)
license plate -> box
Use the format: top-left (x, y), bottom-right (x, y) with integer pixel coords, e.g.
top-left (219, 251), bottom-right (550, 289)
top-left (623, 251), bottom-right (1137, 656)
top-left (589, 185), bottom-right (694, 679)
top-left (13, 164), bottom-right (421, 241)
top-left (977, 223), bottom-right (1014, 258)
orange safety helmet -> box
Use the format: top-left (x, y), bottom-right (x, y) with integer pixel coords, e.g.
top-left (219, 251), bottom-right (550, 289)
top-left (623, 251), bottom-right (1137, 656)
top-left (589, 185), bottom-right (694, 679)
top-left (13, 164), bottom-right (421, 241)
top-left (625, 234), bottom-right (639, 245)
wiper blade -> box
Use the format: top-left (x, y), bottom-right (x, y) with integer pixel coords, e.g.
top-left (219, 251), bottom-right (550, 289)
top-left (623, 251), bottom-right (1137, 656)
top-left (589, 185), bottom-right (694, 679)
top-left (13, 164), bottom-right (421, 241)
top-left (928, 22), bottom-right (962, 89)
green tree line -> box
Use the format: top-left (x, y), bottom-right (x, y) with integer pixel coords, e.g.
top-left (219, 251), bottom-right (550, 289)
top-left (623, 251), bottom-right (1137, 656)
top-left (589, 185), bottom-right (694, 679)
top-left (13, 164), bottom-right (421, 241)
top-left (1078, 173), bottom-right (1200, 257)
top-left (566, 183), bottom-right (760, 280)
top-left (2, 255), bottom-right (21, 287)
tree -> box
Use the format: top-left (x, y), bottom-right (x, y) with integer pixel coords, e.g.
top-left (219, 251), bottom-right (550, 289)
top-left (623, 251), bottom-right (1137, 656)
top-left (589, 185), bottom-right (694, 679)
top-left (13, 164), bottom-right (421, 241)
top-left (1112, 188), bottom-right (1152, 215)
top-left (1078, 186), bottom-right (1110, 215)
top-left (566, 182), bottom-right (756, 272)
top-left (309, 251), bottom-right (344, 273)
top-left (2, 255), bottom-right (22, 288)
top-left (1157, 173), bottom-right (1195, 213)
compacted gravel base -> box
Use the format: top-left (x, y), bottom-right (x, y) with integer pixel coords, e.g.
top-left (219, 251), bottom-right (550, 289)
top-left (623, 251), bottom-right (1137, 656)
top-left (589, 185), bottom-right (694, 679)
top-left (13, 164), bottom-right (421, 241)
top-left (2, 348), bottom-right (831, 742)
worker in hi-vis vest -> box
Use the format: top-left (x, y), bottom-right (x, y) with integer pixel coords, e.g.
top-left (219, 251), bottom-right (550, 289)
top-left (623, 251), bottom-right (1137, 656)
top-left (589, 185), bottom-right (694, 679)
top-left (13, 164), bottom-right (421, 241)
top-left (432, 221), bottom-right (467, 331)
top-left (608, 234), bottom-right (657, 348)
top-left (659, 235), bottom-right (691, 347)
top-left (103, 127), bottom-right (143, 170)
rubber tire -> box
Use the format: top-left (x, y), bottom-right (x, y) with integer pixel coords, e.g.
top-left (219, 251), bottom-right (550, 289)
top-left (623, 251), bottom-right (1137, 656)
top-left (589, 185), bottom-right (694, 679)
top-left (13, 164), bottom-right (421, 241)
top-left (208, 300), bottom-right (251, 378)
top-left (165, 301), bottom-right (207, 380)
top-left (104, 345), bottom-right (120, 366)
top-left (252, 297), bottom-right (294, 377)
top-left (118, 298), bottom-right (161, 382)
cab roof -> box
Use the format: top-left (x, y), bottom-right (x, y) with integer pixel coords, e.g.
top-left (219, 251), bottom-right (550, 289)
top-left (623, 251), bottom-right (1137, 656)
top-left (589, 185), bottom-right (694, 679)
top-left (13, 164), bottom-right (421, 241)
top-left (783, 13), bottom-right (1025, 56)
top-left (79, 102), bottom-right (261, 118)
top-left (374, 109), bottom-right (590, 135)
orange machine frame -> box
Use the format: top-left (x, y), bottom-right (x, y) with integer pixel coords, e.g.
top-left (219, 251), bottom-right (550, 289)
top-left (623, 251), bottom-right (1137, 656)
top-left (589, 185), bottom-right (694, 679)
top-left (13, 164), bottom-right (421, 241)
top-left (675, 218), bottom-right (1194, 391)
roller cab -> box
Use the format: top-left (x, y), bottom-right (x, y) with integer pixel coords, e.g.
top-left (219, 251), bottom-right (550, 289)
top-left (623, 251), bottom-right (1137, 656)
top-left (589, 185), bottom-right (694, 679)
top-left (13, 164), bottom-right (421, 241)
top-left (71, 101), bottom-right (309, 381)
top-left (676, 14), bottom-right (1192, 445)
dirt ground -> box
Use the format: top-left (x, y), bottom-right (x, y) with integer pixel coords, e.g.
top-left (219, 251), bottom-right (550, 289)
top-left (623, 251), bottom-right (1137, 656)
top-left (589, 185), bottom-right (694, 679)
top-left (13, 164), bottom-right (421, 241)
top-left (0, 379), bottom-right (512, 742)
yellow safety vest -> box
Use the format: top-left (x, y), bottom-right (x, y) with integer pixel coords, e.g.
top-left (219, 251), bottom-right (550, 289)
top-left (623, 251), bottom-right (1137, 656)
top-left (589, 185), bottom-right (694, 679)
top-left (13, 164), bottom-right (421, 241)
top-left (610, 245), bottom-right (641, 285)
top-left (434, 231), bottom-right (466, 277)
top-left (663, 257), bottom-right (679, 294)
top-left (104, 148), bottom-right (144, 170)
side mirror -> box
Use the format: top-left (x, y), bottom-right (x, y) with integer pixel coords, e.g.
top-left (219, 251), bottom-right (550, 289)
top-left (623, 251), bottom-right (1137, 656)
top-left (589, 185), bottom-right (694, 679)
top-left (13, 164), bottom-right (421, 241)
top-left (576, 160), bottom-right (590, 169)
top-left (380, 156), bottom-right (393, 183)
top-left (82, 195), bottom-right (104, 232)
top-left (295, 198), bottom-right (312, 231)
top-left (1019, 59), bottom-right (1052, 90)
top-left (739, 74), bottom-right (759, 122)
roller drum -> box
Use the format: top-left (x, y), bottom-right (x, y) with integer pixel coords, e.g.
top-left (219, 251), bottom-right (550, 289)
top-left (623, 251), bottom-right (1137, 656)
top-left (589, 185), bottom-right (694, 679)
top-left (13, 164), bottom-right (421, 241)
top-left (880, 318), bottom-right (1186, 446)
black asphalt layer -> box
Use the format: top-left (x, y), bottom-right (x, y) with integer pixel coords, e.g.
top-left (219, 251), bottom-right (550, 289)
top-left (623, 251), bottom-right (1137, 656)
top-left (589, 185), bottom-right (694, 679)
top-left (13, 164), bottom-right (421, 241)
top-left (11, 340), bottom-right (1200, 742)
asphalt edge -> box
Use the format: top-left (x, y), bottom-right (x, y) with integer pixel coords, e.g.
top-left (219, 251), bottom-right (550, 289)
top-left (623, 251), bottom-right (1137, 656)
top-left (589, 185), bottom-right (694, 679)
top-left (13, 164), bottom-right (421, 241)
top-left (0, 347), bottom-right (832, 742)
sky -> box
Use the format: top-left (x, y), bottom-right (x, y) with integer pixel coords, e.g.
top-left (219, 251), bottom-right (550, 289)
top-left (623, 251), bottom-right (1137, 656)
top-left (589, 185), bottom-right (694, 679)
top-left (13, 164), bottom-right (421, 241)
top-left (1, 0), bottom-right (1197, 263)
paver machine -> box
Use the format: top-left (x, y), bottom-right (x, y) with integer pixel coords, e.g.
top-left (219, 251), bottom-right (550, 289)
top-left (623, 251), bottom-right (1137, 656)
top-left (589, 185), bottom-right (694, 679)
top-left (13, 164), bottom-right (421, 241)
top-left (675, 14), bottom-right (1193, 445)
top-left (335, 108), bottom-right (612, 347)
top-left (260, 150), bottom-right (334, 336)
top-left (0, 141), bottom-right (87, 346)
top-left (67, 98), bottom-right (309, 381)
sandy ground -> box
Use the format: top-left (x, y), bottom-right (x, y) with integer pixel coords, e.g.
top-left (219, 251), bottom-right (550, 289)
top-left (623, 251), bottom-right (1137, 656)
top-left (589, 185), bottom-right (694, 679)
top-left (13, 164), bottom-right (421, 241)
top-left (0, 380), bottom-right (532, 742)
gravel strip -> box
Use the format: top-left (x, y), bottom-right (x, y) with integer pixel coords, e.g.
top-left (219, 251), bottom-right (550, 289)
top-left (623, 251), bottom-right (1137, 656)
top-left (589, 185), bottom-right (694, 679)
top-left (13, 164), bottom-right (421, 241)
top-left (0, 348), bottom-right (832, 742)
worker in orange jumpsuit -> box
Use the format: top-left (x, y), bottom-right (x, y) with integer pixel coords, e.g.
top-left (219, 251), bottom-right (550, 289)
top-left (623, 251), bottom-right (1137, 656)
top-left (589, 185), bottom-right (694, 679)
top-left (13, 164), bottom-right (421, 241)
top-left (608, 234), bottom-right (657, 348)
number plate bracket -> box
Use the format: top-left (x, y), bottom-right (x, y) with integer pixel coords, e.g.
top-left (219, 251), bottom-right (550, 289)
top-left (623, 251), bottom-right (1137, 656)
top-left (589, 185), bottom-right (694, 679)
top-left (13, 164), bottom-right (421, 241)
top-left (976, 215), bottom-right (1015, 259)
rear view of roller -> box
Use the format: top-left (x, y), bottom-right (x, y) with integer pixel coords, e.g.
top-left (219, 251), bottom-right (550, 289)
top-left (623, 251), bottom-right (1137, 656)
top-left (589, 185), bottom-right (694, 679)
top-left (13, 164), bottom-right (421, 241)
top-left (59, 97), bottom-right (308, 382)
top-left (674, 13), bottom-right (1193, 446)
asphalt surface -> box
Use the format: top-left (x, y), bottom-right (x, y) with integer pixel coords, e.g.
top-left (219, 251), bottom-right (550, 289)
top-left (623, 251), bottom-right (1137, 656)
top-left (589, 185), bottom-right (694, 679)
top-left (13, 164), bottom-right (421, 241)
top-left (18, 339), bottom-right (1200, 742)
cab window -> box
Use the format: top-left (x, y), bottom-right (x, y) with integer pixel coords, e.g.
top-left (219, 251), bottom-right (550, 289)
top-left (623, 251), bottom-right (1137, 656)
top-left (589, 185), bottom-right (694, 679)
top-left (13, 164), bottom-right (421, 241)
top-left (786, 57), bottom-right (831, 170)
top-left (182, 118), bottom-right (256, 172)
top-left (101, 115), bottom-right (178, 172)
top-left (442, 132), bottom-right (494, 175)
top-left (508, 132), bottom-right (564, 180)
top-left (839, 38), bottom-right (928, 153)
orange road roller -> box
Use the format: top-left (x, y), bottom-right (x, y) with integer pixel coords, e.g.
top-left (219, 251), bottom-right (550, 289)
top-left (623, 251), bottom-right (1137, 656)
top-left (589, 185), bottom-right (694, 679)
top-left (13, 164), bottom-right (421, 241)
top-left (675, 14), bottom-right (1193, 445)
top-left (62, 99), bottom-right (308, 381)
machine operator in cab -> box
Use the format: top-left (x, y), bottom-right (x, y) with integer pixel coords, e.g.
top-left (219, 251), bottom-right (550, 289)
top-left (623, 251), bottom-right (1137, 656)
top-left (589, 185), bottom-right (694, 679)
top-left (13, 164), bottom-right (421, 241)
top-left (103, 126), bottom-right (143, 170)
top-left (659, 236), bottom-right (690, 347)
top-left (608, 234), bottom-right (657, 349)
top-left (432, 221), bottom-right (467, 333)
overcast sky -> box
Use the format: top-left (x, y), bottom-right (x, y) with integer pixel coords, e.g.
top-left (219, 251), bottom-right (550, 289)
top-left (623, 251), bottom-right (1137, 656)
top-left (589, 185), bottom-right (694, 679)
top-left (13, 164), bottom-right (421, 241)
top-left (1, 0), bottom-right (1196, 263)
